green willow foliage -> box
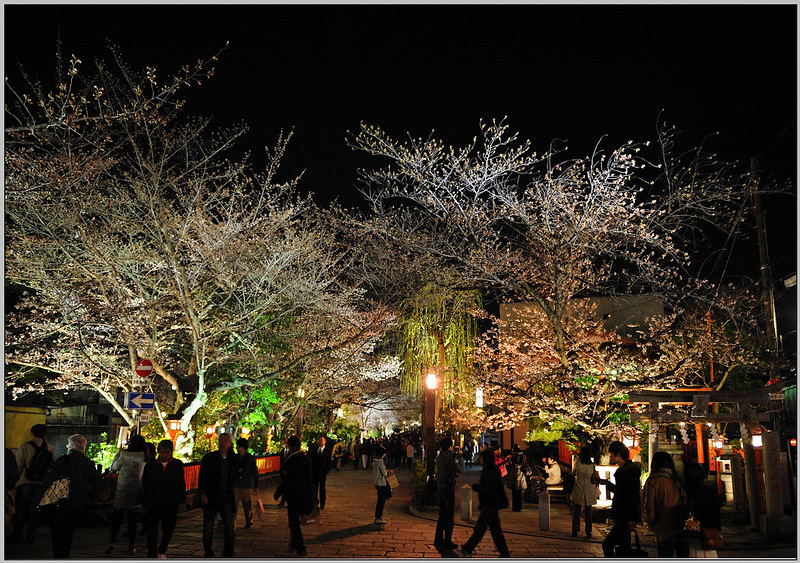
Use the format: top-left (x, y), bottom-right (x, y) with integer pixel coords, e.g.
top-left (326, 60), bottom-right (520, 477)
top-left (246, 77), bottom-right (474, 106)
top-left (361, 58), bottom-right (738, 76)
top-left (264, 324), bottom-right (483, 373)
top-left (395, 284), bottom-right (480, 402)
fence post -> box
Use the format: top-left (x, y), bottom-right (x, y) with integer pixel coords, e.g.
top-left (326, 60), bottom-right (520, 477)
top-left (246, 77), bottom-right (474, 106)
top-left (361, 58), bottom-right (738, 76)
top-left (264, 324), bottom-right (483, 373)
top-left (539, 489), bottom-right (550, 530)
top-left (460, 484), bottom-right (472, 522)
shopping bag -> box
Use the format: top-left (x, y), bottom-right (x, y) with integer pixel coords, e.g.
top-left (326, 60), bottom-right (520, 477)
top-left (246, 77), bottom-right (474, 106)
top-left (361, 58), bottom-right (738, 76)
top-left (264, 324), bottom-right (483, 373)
top-left (36, 477), bottom-right (70, 514)
top-left (386, 473), bottom-right (400, 489)
top-left (701, 527), bottom-right (723, 549)
top-left (615, 530), bottom-right (648, 557)
top-left (253, 490), bottom-right (265, 521)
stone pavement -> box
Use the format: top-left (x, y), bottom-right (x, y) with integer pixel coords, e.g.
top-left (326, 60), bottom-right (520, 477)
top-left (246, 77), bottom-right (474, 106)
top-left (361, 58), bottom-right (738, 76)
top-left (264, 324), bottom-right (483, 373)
top-left (4, 461), bottom-right (796, 559)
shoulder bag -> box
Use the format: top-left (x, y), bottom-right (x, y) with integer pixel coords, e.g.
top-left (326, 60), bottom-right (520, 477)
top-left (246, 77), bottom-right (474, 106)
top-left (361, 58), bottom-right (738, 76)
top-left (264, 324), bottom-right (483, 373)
top-left (37, 455), bottom-right (70, 515)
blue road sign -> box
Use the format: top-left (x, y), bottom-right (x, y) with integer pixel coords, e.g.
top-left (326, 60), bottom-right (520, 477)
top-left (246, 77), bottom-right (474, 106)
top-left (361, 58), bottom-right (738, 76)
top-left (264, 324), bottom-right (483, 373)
top-left (126, 392), bottom-right (155, 410)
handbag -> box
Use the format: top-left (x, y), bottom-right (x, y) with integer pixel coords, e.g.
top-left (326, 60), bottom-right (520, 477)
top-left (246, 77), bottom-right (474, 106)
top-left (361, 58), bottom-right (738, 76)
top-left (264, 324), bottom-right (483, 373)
top-left (37, 454), bottom-right (70, 514)
top-left (615, 530), bottom-right (648, 557)
top-left (385, 485), bottom-right (394, 499)
top-left (253, 490), bottom-right (265, 521)
top-left (386, 473), bottom-right (400, 489)
top-left (701, 527), bottom-right (723, 549)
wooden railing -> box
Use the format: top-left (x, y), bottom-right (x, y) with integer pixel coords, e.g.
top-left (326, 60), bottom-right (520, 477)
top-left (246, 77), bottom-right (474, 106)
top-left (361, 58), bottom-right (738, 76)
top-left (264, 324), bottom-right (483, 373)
top-left (183, 454), bottom-right (280, 491)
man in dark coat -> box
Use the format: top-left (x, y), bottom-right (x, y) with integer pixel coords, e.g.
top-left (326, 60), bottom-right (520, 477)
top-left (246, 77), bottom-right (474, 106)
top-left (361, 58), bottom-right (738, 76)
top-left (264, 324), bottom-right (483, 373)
top-left (198, 432), bottom-right (236, 558)
top-left (434, 436), bottom-right (459, 549)
top-left (309, 435), bottom-right (331, 510)
top-left (274, 435), bottom-right (312, 557)
top-left (35, 434), bottom-right (101, 559)
top-left (600, 441), bottom-right (643, 557)
top-left (460, 449), bottom-right (510, 557)
top-left (141, 439), bottom-right (186, 558)
top-left (233, 438), bottom-right (260, 528)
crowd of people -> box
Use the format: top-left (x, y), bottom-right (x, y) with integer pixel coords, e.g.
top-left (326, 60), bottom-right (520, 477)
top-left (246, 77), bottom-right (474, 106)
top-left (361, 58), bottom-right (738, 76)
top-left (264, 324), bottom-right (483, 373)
top-left (5, 424), bottom-right (724, 559)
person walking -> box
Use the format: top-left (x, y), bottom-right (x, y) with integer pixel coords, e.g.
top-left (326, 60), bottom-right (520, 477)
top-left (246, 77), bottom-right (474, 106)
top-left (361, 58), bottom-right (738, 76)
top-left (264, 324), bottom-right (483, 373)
top-left (643, 451), bottom-right (690, 557)
top-left (141, 439), bottom-right (186, 559)
top-left (106, 434), bottom-right (148, 555)
top-left (332, 440), bottom-right (344, 471)
top-left (198, 432), bottom-right (236, 558)
top-left (353, 439), bottom-right (362, 470)
top-left (372, 446), bottom-right (393, 525)
top-left (683, 463), bottom-right (722, 558)
top-left (405, 441), bottom-right (414, 468)
top-left (310, 436), bottom-right (331, 510)
top-left (570, 446), bottom-right (599, 538)
top-left (460, 449), bottom-right (511, 558)
top-left (233, 438), bottom-right (260, 529)
top-left (12, 424), bottom-right (54, 543)
top-left (599, 441), bottom-right (642, 557)
top-left (506, 444), bottom-right (528, 512)
top-left (35, 434), bottom-right (102, 558)
top-left (464, 440), bottom-right (474, 469)
top-left (273, 435), bottom-right (312, 557)
top-left (433, 437), bottom-right (459, 548)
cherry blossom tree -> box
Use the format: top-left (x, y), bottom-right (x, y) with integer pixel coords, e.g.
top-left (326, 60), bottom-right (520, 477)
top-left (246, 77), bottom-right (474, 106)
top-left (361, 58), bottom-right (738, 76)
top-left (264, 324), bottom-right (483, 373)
top-left (5, 47), bottom-right (387, 452)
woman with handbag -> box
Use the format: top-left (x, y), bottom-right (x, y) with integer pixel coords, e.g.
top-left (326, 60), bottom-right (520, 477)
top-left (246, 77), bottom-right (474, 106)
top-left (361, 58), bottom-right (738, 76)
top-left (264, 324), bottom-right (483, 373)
top-left (570, 446), bottom-right (599, 538)
top-left (460, 449), bottom-right (511, 558)
top-left (372, 446), bottom-right (393, 525)
top-left (35, 434), bottom-right (101, 558)
top-left (643, 451), bottom-right (690, 557)
top-left (684, 463), bottom-right (722, 558)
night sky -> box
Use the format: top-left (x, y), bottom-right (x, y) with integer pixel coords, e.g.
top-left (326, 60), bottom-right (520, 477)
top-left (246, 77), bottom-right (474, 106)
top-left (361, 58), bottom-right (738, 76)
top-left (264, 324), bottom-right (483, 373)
top-left (4, 4), bottom-right (797, 279)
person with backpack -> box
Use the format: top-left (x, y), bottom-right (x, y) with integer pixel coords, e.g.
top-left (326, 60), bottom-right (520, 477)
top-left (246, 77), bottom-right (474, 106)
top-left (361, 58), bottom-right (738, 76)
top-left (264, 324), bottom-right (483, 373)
top-left (13, 424), bottom-right (54, 543)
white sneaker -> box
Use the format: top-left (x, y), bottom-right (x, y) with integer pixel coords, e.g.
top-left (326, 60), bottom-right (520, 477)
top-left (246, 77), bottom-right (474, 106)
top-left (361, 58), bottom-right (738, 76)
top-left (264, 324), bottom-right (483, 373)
top-left (374, 518), bottom-right (387, 524)
top-left (158, 554), bottom-right (167, 559)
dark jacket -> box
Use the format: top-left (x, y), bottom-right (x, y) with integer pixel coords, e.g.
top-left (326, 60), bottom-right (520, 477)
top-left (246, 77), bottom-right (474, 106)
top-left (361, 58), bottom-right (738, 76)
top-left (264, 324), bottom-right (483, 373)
top-left (686, 483), bottom-right (721, 530)
top-left (472, 463), bottom-right (504, 510)
top-left (435, 449), bottom-right (458, 493)
top-left (141, 458), bottom-right (186, 512)
top-left (198, 450), bottom-right (236, 507)
top-left (35, 450), bottom-right (101, 512)
top-left (234, 452), bottom-right (260, 490)
top-left (274, 450), bottom-right (313, 513)
top-left (607, 460), bottom-right (642, 522)
top-left (310, 445), bottom-right (331, 481)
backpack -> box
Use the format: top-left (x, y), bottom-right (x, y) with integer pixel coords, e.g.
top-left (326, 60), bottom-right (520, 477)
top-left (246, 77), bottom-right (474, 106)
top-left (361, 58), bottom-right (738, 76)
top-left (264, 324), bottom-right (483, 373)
top-left (26, 441), bottom-right (54, 482)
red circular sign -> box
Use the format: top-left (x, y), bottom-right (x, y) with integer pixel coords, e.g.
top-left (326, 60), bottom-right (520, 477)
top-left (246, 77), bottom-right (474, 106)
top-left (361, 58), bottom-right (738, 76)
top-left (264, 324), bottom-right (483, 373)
top-left (135, 358), bottom-right (153, 378)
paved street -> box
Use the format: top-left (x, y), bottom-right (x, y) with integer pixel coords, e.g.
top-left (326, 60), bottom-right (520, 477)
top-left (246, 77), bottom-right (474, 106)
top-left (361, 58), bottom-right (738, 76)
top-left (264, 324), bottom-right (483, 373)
top-left (5, 461), bottom-right (796, 559)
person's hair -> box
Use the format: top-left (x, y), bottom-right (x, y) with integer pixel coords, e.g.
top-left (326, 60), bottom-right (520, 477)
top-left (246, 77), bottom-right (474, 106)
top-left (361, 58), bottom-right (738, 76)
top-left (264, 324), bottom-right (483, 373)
top-left (128, 434), bottom-right (148, 453)
top-left (236, 438), bottom-right (249, 450)
top-left (146, 442), bottom-right (156, 459)
top-left (318, 435), bottom-right (326, 442)
top-left (440, 436), bottom-right (453, 450)
top-left (157, 439), bottom-right (174, 453)
top-left (31, 424), bottom-right (47, 439)
top-left (287, 435), bottom-right (301, 450)
top-left (608, 441), bottom-right (630, 460)
top-left (650, 451), bottom-right (676, 473)
top-left (67, 434), bottom-right (87, 452)
top-left (480, 448), bottom-right (495, 466)
top-left (512, 443), bottom-right (521, 453)
top-left (578, 446), bottom-right (593, 465)
top-left (683, 463), bottom-right (707, 487)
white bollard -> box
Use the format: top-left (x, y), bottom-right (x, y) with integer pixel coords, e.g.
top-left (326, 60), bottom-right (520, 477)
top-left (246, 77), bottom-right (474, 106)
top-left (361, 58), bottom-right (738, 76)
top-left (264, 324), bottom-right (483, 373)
top-left (539, 489), bottom-right (550, 531)
top-left (461, 484), bottom-right (473, 522)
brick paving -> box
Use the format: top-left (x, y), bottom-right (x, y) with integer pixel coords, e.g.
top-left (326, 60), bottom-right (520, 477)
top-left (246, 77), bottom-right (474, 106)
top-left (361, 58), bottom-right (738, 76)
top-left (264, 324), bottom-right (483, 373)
top-left (4, 461), bottom-right (796, 559)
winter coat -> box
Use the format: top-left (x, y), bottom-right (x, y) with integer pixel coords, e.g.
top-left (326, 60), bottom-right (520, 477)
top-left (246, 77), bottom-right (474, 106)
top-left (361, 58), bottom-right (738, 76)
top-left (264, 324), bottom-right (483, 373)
top-left (607, 460), bottom-right (642, 523)
top-left (643, 468), bottom-right (687, 542)
top-left (35, 450), bottom-right (101, 513)
top-left (473, 463), bottom-right (505, 510)
top-left (373, 457), bottom-right (389, 487)
top-left (110, 450), bottom-right (146, 510)
top-left (141, 458), bottom-right (186, 512)
top-left (198, 450), bottom-right (236, 508)
top-left (570, 461), bottom-right (598, 506)
top-left (275, 450), bottom-right (313, 513)
top-left (506, 453), bottom-right (528, 491)
top-left (686, 482), bottom-right (721, 530)
top-left (234, 452), bottom-right (260, 490)
top-left (435, 449), bottom-right (458, 493)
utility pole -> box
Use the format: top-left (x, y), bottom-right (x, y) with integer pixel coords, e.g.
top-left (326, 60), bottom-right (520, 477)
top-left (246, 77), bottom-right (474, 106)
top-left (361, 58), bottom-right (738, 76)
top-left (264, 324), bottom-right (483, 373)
top-left (750, 156), bottom-right (780, 372)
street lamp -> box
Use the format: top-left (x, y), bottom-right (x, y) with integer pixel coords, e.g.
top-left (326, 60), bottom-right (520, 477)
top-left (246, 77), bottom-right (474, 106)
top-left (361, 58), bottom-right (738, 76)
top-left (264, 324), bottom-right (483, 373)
top-left (424, 371), bottom-right (437, 503)
top-left (475, 387), bottom-right (484, 408)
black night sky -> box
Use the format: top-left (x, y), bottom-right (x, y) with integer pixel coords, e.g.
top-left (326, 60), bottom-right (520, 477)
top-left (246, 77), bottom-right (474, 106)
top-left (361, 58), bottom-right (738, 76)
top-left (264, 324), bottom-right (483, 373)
top-left (4, 3), bottom-right (798, 280)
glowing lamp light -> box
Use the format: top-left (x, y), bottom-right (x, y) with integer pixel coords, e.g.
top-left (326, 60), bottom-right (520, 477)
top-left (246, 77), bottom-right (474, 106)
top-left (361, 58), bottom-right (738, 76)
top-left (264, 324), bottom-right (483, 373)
top-left (714, 440), bottom-right (724, 449)
top-left (297, 388), bottom-right (305, 398)
top-left (426, 372), bottom-right (437, 390)
top-left (169, 420), bottom-right (181, 432)
top-left (790, 438), bottom-right (797, 447)
top-left (752, 434), bottom-right (762, 447)
top-left (475, 387), bottom-right (484, 408)
top-left (206, 426), bottom-right (215, 435)
top-left (241, 427), bottom-right (250, 437)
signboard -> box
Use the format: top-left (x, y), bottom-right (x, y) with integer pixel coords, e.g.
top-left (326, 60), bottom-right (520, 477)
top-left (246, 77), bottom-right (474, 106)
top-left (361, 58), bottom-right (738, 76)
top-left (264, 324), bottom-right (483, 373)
top-left (135, 359), bottom-right (153, 378)
top-left (139, 411), bottom-right (151, 424)
top-left (126, 392), bottom-right (155, 410)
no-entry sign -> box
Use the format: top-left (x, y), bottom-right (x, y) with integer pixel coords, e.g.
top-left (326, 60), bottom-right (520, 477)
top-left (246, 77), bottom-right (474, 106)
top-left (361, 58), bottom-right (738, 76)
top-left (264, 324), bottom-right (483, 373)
top-left (135, 358), bottom-right (153, 378)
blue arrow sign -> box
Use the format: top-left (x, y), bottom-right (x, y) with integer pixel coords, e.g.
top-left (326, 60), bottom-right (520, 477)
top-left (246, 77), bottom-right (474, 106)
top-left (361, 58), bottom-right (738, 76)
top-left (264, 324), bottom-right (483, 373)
top-left (126, 392), bottom-right (155, 410)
